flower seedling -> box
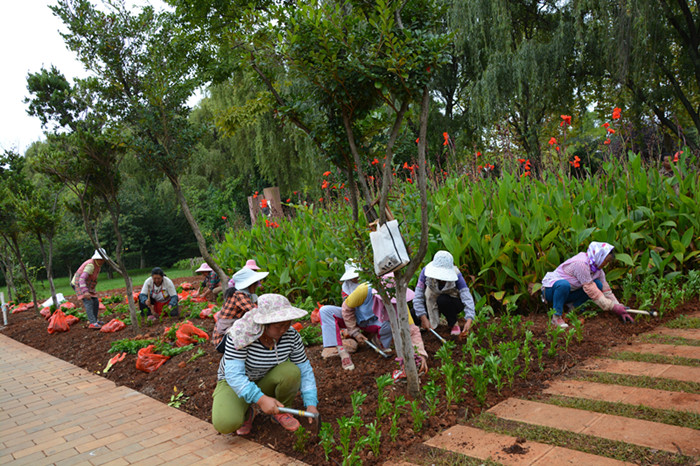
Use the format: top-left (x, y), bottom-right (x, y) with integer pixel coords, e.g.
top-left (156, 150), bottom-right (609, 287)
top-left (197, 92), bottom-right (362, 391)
top-left (535, 339), bottom-right (546, 371)
top-left (423, 380), bottom-right (441, 416)
top-left (366, 421), bottom-right (381, 456)
top-left (469, 363), bottom-right (488, 406)
top-left (375, 374), bottom-right (393, 420)
top-left (410, 400), bottom-right (426, 432)
top-left (318, 422), bottom-right (335, 461)
top-left (350, 390), bottom-right (367, 418)
top-left (484, 353), bottom-right (504, 394)
top-left (168, 387), bottom-right (189, 408)
top-left (293, 425), bottom-right (309, 453)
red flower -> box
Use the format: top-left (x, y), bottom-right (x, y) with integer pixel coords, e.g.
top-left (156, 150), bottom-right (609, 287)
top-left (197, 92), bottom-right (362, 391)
top-left (368, 176), bottom-right (374, 181)
top-left (415, 138), bottom-right (419, 144)
top-left (548, 137), bottom-right (557, 145)
top-left (556, 146), bottom-right (560, 151)
top-left (293, 191), bottom-right (298, 195)
top-left (442, 132), bottom-right (449, 146)
top-left (332, 185), bottom-right (337, 189)
top-left (602, 122), bottom-right (610, 129)
top-left (339, 183), bottom-right (345, 188)
top-left (321, 180), bottom-right (329, 189)
top-left (568, 156), bottom-right (581, 168)
top-left (520, 171), bottom-right (530, 178)
top-left (403, 162), bottom-right (410, 169)
top-left (560, 115), bottom-right (572, 126)
top-left (407, 178), bottom-right (413, 184)
top-left (673, 151), bottom-right (682, 162)
top-left (323, 171), bottom-right (331, 176)
top-left (371, 158), bottom-right (379, 165)
top-left (260, 199), bottom-right (268, 208)
top-left (612, 107), bottom-right (621, 120)
top-left (253, 192), bottom-right (258, 199)
top-left (319, 197), bottom-right (323, 202)
top-left (221, 216), bottom-right (227, 220)
top-left (476, 151), bottom-right (481, 157)
top-left (286, 198), bottom-right (291, 202)
top-left (518, 158), bottom-right (526, 163)
top-left (607, 128), bottom-right (615, 134)
top-left (477, 165), bottom-right (483, 170)
top-left (344, 196), bottom-right (350, 202)
top-left (265, 219), bottom-right (270, 227)
top-left (604, 139), bottom-right (611, 145)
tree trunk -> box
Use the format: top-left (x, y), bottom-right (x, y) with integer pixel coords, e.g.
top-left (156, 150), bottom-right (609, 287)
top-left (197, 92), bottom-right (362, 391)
top-left (36, 233), bottom-right (57, 307)
top-left (2, 233), bottom-right (39, 315)
top-left (0, 243), bottom-right (16, 302)
top-left (168, 174), bottom-right (229, 287)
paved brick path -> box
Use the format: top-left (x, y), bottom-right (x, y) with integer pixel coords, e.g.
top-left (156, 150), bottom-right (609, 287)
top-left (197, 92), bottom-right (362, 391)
top-left (0, 334), bottom-right (303, 465)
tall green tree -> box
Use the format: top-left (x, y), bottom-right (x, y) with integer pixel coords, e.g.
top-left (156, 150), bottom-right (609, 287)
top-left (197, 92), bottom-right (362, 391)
top-left (51, 0), bottom-right (230, 284)
top-left (579, 0), bottom-right (700, 148)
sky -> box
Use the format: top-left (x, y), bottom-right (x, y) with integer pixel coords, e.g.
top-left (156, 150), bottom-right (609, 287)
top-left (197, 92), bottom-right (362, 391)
top-left (0, 0), bottom-right (171, 154)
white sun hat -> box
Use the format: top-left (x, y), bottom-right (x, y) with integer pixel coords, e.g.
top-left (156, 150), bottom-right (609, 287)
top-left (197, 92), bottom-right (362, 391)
top-left (339, 260), bottom-right (360, 282)
top-left (253, 294), bottom-right (308, 324)
top-left (91, 248), bottom-right (110, 261)
top-left (424, 250), bottom-right (458, 282)
top-left (195, 263), bottom-right (213, 273)
top-left (233, 267), bottom-right (269, 291)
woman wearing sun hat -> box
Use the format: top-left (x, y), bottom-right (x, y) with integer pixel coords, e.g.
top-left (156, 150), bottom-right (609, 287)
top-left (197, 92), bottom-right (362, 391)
top-left (212, 293), bottom-right (318, 435)
top-left (196, 262), bottom-right (221, 302)
top-left (542, 241), bottom-right (632, 328)
top-left (225, 259), bottom-right (261, 300)
top-left (71, 248), bottom-right (109, 329)
top-left (413, 250), bottom-right (476, 337)
top-left (212, 266), bottom-right (269, 351)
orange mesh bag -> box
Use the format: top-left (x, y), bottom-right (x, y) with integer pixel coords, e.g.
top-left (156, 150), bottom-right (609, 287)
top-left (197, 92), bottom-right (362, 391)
top-left (40, 307), bottom-right (52, 320)
top-left (175, 323), bottom-right (210, 347)
top-left (48, 310), bottom-right (70, 334)
top-left (65, 315), bottom-right (80, 326)
top-left (100, 318), bottom-right (126, 333)
top-left (135, 345), bottom-right (170, 373)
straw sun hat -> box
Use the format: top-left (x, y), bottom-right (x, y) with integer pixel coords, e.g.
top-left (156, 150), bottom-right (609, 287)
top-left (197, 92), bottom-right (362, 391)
top-left (253, 294), bottom-right (307, 325)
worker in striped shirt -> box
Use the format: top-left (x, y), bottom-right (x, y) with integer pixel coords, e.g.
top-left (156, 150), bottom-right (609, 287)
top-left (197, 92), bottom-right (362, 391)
top-left (212, 294), bottom-right (318, 435)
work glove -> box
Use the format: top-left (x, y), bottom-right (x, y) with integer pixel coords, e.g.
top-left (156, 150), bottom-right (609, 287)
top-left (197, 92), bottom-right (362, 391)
top-left (612, 304), bottom-right (634, 324)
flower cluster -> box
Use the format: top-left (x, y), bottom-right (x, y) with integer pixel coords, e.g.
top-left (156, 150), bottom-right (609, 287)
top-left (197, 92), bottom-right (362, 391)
top-left (518, 158), bottom-right (531, 177)
top-left (264, 219), bottom-right (279, 228)
top-left (569, 155), bottom-right (581, 168)
top-left (602, 107), bottom-right (621, 145)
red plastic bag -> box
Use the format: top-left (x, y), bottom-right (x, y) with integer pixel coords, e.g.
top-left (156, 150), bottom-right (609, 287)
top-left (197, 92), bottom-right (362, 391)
top-left (60, 302), bottom-right (76, 310)
top-left (199, 303), bottom-right (216, 319)
top-left (178, 291), bottom-right (191, 301)
top-left (65, 315), bottom-right (79, 326)
top-left (100, 318), bottom-right (126, 333)
top-left (311, 302), bottom-right (321, 324)
top-left (12, 302), bottom-right (32, 314)
top-left (213, 311), bottom-right (220, 323)
top-left (135, 345), bottom-right (170, 373)
top-left (99, 301), bottom-right (106, 311)
top-left (40, 307), bottom-right (52, 320)
top-left (292, 322), bottom-right (303, 331)
top-left (181, 282), bottom-right (193, 291)
top-left (48, 310), bottom-right (70, 334)
top-left (175, 323), bottom-right (209, 347)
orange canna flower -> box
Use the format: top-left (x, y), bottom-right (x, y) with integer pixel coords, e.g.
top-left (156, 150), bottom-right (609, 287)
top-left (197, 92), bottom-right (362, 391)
top-left (323, 171), bottom-right (331, 176)
top-left (344, 196), bottom-right (350, 202)
top-left (286, 198), bottom-right (291, 202)
top-left (221, 216), bottom-right (227, 220)
top-left (548, 137), bottom-right (557, 145)
top-left (371, 158), bottom-right (379, 165)
top-left (476, 151), bottom-right (481, 157)
top-left (415, 138), bottom-right (419, 144)
top-left (339, 183), bottom-right (345, 188)
top-left (368, 176), bottom-right (374, 181)
top-left (607, 128), bottom-right (615, 134)
top-left (319, 197), bottom-right (323, 202)
top-left (602, 122), bottom-right (610, 128)
top-left (604, 139), bottom-right (611, 145)
top-left (293, 191), bottom-right (298, 195)
top-left (443, 132), bottom-right (449, 146)
top-left (260, 199), bottom-right (268, 208)
top-left (520, 171), bottom-right (530, 178)
top-left (518, 158), bottom-right (526, 163)
top-left (560, 115), bottom-right (572, 126)
top-left (407, 178), bottom-right (413, 184)
top-left (321, 180), bottom-right (329, 189)
top-left (673, 151), bottom-right (682, 162)
top-left (612, 107), bottom-right (621, 120)
top-left (403, 162), bottom-right (410, 169)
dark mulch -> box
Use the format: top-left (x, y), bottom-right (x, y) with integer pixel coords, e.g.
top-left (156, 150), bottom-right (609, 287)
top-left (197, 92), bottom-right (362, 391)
top-left (3, 277), bottom-right (697, 465)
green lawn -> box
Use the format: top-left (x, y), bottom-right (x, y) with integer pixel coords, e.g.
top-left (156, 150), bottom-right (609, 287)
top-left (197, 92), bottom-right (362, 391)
top-left (2, 268), bottom-right (196, 303)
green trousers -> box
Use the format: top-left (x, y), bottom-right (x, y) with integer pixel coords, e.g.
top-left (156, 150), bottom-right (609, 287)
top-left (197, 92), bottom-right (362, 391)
top-left (212, 361), bottom-right (301, 434)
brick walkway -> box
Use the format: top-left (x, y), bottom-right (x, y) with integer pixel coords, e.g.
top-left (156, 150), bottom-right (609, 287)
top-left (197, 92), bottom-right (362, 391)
top-left (0, 334), bottom-right (303, 465)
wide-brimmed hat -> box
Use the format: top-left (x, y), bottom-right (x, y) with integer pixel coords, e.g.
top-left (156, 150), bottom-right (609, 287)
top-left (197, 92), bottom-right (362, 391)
top-left (91, 248), bottom-right (109, 261)
top-left (195, 263), bottom-right (212, 273)
top-left (245, 259), bottom-right (261, 270)
top-left (372, 272), bottom-right (415, 303)
top-left (233, 267), bottom-right (269, 290)
top-left (253, 294), bottom-right (307, 324)
top-left (339, 260), bottom-right (360, 282)
top-left (425, 250), bottom-right (458, 282)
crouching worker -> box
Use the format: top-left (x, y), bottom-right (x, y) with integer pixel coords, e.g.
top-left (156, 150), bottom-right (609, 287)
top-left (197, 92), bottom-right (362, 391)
top-left (414, 250), bottom-right (476, 337)
top-left (138, 267), bottom-right (178, 322)
top-left (542, 241), bottom-right (632, 328)
top-left (212, 294), bottom-right (318, 435)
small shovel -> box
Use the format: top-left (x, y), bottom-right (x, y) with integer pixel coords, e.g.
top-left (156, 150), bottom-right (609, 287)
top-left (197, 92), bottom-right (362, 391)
top-left (428, 327), bottom-right (447, 344)
top-left (365, 339), bottom-right (390, 358)
top-left (277, 407), bottom-right (321, 434)
top-left (625, 308), bottom-right (659, 317)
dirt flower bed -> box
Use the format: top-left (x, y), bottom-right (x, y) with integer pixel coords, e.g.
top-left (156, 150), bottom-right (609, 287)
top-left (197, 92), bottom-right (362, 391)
top-left (3, 277), bottom-right (697, 465)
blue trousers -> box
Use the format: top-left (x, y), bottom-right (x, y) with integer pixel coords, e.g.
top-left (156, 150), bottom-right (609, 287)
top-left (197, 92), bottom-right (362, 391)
top-left (544, 279), bottom-right (602, 316)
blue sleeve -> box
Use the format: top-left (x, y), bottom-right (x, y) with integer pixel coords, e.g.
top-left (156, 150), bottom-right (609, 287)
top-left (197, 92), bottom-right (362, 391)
top-left (413, 269), bottom-right (427, 318)
top-left (168, 295), bottom-right (178, 307)
top-left (224, 358), bottom-right (264, 404)
top-left (456, 272), bottom-right (476, 320)
top-left (138, 294), bottom-right (148, 305)
top-left (296, 360), bottom-right (318, 407)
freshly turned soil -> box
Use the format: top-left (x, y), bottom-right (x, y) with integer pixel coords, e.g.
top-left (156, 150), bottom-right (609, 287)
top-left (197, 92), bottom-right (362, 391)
top-left (2, 277), bottom-right (698, 465)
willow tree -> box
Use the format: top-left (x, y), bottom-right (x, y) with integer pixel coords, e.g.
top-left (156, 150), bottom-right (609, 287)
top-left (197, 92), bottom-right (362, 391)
top-left (578, 0), bottom-right (700, 148)
top-left (51, 0), bottom-right (229, 284)
top-left (451, 0), bottom-right (578, 164)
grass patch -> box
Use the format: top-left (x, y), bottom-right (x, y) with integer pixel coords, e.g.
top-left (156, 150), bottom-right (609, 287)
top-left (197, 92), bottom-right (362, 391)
top-left (608, 351), bottom-right (700, 367)
top-left (665, 315), bottom-right (700, 329)
top-left (538, 395), bottom-right (700, 430)
top-left (471, 413), bottom-right (696, 466)
top-left (574, 371), bottom-right (700, 394)
top-left (409, 446), bottom-right (502, 466)
top-left (4, 268), bottom-right (195, 301)
top-left (638, 333), bottom-right (700, 347)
